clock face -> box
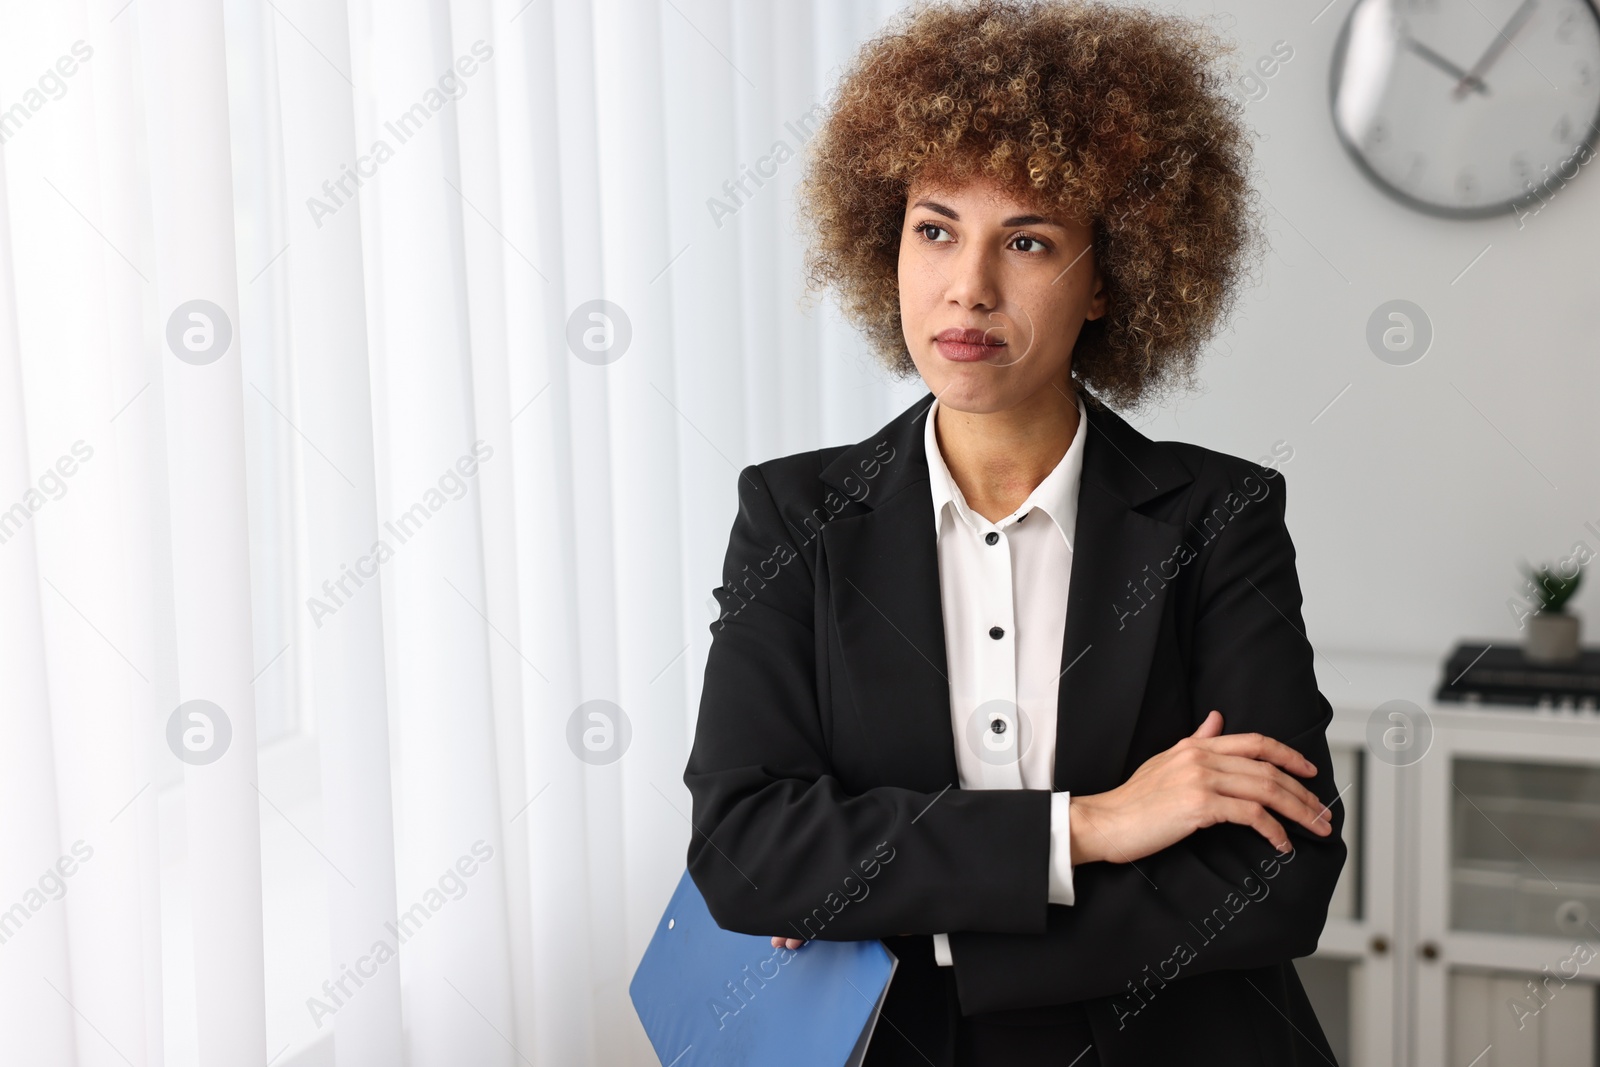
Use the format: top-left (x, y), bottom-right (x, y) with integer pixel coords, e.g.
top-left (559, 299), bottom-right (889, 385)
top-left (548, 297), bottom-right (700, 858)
top-left (1330, 0), bottom-right (1600, 217)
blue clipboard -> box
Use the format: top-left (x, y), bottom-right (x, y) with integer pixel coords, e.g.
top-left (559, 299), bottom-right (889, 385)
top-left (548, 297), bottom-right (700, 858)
top-left (630, 868), bottom-right (899, 1067)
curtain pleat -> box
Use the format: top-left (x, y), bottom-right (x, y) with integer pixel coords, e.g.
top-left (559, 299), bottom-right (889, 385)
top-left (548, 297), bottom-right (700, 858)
top-left (447, 0), bottom-right (541, 1056)
top-left (137, 0), bottom-right (270, 1062)
top-left (493, 0), bottom-right (601, 1060)
top-left (594, 0), bottom-right (691, 1059)
top-left (1, 2), bottom-right (167, 1066)
top-left (354, 0), bottom-right (517, 1062)
top-left (665, 0), bottom-right (748, 767)
top-left (271, 0), bottom-right (405, 1063)
top-left (92, 5), bottom-right (172, 1064)
top-left (0, 129), bottom-right (81, 1067)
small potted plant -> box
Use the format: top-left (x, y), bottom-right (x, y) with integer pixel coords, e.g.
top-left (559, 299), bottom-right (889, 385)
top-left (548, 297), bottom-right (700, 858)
top-left (1519, 561), bottom-right (1584, 664)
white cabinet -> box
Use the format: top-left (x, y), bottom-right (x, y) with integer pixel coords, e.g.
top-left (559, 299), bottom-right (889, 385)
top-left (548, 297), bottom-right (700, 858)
top-left (1302, 654), bottom-right (1600, 1066)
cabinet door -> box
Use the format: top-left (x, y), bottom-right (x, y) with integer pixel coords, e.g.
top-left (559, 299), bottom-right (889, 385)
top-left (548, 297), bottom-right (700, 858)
top-left (1308, 716), bottom-right (1405, 1067)
top-left (1415, 718), bottom-right (1600, 1066)
top-left (1447, 968), bottom-right (1595, 1066)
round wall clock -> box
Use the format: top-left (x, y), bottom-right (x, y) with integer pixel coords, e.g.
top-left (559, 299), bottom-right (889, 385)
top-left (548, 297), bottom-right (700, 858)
top-left (1330, 0), bottom-right (1600, 218)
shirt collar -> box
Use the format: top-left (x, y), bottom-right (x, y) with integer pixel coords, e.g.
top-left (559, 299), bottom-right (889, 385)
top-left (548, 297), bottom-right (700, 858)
top-left (924, 389), bottom-right (1088, 551)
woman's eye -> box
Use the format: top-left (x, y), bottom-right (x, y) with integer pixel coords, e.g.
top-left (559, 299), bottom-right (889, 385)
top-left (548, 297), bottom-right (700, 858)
top-left (914, 222), bottom-right (950, 243)
top-left (1012, 235), bottom-right (1046, 253)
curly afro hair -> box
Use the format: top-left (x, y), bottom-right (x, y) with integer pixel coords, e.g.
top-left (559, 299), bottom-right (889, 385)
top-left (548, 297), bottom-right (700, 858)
top-left (793, 0), bottom-right (1264, 412)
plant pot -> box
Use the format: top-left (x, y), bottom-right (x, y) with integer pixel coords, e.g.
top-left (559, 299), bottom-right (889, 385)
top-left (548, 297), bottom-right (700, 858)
top-left (1525, 611), bottom-right (1581, 664)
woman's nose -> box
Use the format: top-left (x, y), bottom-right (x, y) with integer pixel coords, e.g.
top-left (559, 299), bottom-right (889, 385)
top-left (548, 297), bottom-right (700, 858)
top-left (945, 248), bottom-right (1000, 308)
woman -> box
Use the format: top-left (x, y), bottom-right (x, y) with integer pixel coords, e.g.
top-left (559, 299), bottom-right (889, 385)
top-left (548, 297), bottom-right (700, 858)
top-left (683, 2), bottom-right (1346, 1064)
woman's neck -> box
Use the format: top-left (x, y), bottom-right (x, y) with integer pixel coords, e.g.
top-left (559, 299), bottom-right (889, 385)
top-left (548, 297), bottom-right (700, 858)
top-left (934, 382), bottom-right (1080, 524)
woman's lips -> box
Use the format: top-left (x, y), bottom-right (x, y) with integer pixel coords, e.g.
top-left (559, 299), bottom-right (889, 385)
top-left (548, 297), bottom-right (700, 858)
top-left (935, 338), bottom-right (1006, 362)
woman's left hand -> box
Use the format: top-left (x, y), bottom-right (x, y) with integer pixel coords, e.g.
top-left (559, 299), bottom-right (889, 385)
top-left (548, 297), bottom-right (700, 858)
top-left (770, 936), bottom-right (806, 949)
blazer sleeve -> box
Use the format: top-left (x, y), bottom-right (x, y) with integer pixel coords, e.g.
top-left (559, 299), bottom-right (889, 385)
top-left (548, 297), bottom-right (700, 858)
top-left (683, 463), bottom-right (1056, 941)
top-left (946, 462), bottom-right (1348, 1014)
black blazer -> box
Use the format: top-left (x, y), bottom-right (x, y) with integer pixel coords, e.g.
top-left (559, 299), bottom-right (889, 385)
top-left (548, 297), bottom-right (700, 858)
top-left (683, 389), bottom-right (1347, 1067)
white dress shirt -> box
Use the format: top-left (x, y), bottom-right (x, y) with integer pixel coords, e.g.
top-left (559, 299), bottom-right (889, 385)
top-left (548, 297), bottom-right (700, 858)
top-left (926, 389), bottom-right (1086, 967)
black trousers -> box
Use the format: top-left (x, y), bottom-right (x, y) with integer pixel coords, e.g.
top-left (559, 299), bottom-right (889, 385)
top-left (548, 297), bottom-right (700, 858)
top-left (868, 934), bottom-right (1338, 1067)
top-left (866, 934), bottom-right (1101, 1066)
top-left (955, 1003), bottom-right (1101, 1066)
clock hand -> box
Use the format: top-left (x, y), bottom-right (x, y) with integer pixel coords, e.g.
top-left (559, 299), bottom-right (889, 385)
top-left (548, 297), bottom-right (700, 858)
top-left (1402, 35), bottom-right (1490, 94)
top-left (1452, 0), bottom-right (1539, 100)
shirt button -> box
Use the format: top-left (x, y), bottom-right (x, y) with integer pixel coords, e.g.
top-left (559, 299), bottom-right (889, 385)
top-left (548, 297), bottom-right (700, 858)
top-left (985, 532), bottom-right (999, 545)
top-left (990, 718), bottom-right (1007, 734)
top-left (989, 626), bottom-right (1005, 640)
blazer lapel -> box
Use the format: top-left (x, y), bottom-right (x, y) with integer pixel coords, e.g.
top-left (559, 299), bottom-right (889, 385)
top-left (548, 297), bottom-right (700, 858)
top-left (817, 389), bottom-right (1194, 796)
top-left (817, 396), bottom-right (957, 790)
top-left (1054, 417), bottom-right (1192, 795)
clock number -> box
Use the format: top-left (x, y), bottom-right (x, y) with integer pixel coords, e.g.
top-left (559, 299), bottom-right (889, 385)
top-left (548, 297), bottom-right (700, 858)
top-left (1402, 153), bottom-right (1427, 186)
top-left (1554, 115), bottom-right (1574, 144)
top-left (1576, 60), bottom-right (1595, 87)
top-left (1455, 167), bottom-right (1478, 201)
top-left (1510, 152), bottom-right (1537, 191)
top-left (1511, 152), bottom-right (1551, 196)
top-left (1556, 9), bottom-right (1578, 44)
top-left (1365, 119), bottom-right (1389, 152)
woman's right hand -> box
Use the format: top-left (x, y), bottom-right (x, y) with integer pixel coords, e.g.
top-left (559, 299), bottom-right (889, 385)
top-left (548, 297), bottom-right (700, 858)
top-left (1068, 709), bottom-right (1334, 866)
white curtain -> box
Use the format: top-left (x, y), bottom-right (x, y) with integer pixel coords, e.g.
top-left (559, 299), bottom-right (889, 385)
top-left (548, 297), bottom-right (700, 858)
top-left (0, 0), bottom-right (921, 1064)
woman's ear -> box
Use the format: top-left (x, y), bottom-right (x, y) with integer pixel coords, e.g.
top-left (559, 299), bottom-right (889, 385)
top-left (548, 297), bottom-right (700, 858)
top-left (1086, 270), bottom-right (1110, 321)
